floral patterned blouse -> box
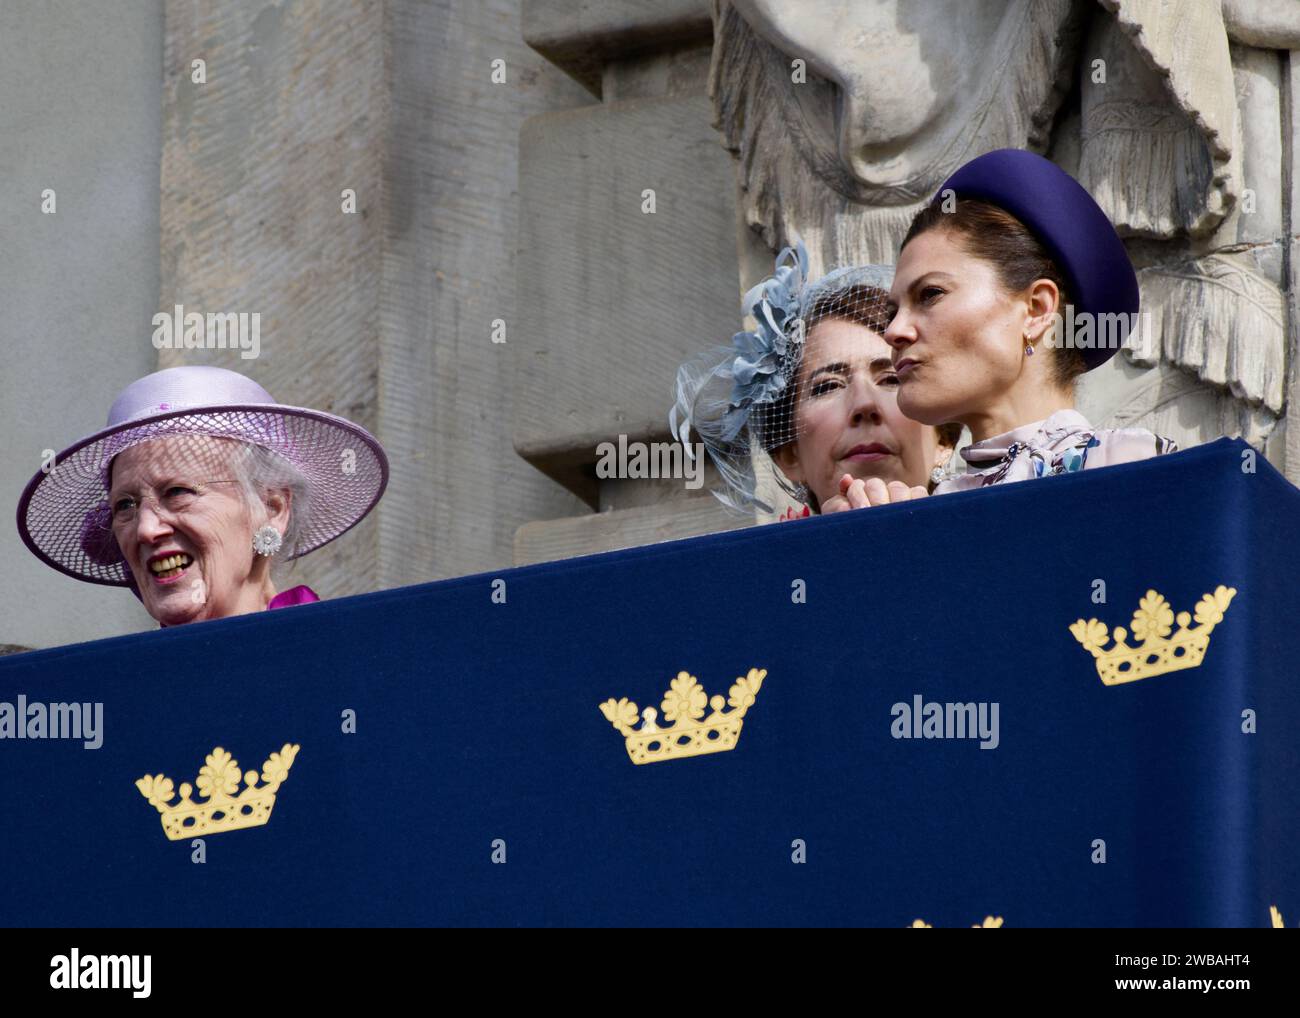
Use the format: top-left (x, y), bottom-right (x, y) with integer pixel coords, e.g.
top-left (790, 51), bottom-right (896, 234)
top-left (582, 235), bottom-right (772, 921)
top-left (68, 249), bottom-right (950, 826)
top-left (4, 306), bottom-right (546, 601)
top-left (933, 409), bottom-right (1178, 495)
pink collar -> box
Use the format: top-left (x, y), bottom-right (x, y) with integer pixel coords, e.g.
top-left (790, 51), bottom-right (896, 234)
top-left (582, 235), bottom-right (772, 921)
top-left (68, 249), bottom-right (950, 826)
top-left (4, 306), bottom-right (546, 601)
top-left (157, 584), bottom-right (319, 628)
top-left (267, 584), bottom-right (320, 609)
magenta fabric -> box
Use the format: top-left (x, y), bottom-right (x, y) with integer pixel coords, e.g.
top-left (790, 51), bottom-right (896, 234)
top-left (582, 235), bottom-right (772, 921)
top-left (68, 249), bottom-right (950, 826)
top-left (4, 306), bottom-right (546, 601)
top-left (268, 584), bottom-right (320, 609)
top-left (157, 584), bottom-right (319, 628)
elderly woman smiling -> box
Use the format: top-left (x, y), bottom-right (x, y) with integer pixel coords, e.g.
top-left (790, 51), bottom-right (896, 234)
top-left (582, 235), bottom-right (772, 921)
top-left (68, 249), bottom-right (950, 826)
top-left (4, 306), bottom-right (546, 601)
top-left (17, 366), bottom-right (387, 628)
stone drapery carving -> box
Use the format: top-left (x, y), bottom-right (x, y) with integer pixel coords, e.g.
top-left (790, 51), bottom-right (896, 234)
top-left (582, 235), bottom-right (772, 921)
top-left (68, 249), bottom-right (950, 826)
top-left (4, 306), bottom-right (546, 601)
top-left (710, 0), bottom-right (1300, 457)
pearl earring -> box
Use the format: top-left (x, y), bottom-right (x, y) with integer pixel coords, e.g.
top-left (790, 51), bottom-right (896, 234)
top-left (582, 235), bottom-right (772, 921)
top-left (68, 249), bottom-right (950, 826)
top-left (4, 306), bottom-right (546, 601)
top-left (252, 525), bottom-right (283, 556)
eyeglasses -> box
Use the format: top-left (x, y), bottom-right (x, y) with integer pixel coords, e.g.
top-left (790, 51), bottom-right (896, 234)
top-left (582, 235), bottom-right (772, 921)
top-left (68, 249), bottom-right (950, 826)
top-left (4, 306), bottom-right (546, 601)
top-left (108, 479), bottom-right (242, 526)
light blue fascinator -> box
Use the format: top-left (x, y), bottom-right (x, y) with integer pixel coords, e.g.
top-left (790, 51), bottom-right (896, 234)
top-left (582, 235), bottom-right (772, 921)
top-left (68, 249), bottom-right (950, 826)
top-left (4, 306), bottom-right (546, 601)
top-left (670, 242), bottom-right (897, 514)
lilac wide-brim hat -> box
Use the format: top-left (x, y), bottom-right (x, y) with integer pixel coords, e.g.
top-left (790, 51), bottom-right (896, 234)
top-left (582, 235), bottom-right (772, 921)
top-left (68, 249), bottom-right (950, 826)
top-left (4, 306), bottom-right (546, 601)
top-left (16, 365), bottom-right (389, 587)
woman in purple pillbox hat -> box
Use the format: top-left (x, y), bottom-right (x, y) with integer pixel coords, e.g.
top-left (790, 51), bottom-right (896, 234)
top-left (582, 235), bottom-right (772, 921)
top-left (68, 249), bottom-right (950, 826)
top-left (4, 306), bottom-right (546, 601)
top-left (16, 365), bottom-right (388, 628)
top-left (836, 148), bottom-right (1179, 511)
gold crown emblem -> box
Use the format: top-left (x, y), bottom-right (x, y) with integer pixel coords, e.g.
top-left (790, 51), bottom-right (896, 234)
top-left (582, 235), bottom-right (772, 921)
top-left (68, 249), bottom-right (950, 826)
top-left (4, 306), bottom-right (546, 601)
top-left (136, 744), bottom-right (299, 840)
top-left (1069, 586), bottom-right (1236, 685)
top-left (909, 916), bottom-right (1003, 928)
top-left (599, 668), bottom-right (765, 764)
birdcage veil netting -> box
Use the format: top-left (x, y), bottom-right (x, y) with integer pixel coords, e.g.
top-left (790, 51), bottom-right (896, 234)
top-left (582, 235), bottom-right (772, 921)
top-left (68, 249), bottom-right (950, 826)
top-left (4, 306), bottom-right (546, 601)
top-left (670, 242), bottom-right (897, 514)
top-left (18, 410), bottom-right (386, 586)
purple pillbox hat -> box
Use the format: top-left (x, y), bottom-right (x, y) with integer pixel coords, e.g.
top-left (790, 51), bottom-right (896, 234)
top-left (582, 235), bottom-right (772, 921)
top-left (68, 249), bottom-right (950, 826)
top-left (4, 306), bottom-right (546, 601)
top-left (936, 148), bottom-right (1140, 370)
top-left (16, 365), bottom-right (388, 587)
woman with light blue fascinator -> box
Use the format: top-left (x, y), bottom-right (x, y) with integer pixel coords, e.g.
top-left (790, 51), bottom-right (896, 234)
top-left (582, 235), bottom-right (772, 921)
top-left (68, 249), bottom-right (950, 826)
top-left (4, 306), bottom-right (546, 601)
top-left (671, 242), bottom-right (959, 517)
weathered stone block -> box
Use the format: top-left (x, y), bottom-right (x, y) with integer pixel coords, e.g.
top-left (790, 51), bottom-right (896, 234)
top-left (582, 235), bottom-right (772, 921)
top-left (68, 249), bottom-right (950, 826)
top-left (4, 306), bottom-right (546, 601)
top-left (523, 0), bottom-right (711, 95)
top-left (515, 94), bottom-right (741, 501)
top-left (514, 496), bottom-right (750, 565)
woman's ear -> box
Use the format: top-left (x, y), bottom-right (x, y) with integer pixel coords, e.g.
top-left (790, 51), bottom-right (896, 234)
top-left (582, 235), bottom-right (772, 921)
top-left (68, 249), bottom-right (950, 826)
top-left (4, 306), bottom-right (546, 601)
top-left (262, 488), bottom-right (293, 536)
top-left (1025, 278), bottom-right (1062, 343)
top-left (770, 442), bottom-right (804, 486)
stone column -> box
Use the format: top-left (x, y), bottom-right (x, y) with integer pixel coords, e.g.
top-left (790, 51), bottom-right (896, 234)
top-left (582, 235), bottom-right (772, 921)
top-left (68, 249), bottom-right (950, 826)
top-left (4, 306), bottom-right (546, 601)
top-left (1287, 50), bottom-right (1300, 477)
top-left (0, 0), bottom-right (163, 649)
top-left (160, 0), bottom-right (592, 597)
top-left (513, 0), bottom-right (752, 565)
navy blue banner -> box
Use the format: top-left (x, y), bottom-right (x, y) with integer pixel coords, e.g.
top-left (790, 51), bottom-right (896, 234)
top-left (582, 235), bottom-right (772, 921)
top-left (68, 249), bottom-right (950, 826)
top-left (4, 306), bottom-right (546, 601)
top-left (1, 437), bottom-right (1296, 927)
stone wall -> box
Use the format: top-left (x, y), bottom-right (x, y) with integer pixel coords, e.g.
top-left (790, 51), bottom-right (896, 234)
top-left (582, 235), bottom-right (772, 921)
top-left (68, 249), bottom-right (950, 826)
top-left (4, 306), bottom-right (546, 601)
top-left (0, 0), bottom-right (164, 649)
top-left (513, 0), bottom-right (754, 564)
top-left (159, 0), bottom-right (595, 602)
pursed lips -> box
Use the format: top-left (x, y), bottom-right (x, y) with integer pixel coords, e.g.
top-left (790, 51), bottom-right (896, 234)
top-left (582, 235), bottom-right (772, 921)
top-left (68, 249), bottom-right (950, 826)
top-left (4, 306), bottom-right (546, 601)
top-left (841, 443), bottom-right (893, 461)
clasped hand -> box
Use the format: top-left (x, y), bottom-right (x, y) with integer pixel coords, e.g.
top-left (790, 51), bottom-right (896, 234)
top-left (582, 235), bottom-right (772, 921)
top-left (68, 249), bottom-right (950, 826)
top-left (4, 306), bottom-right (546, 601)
top-left (821, 473), bottom-right (928, 513)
